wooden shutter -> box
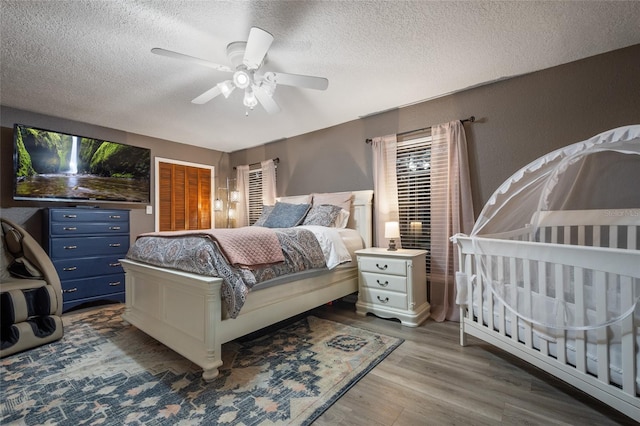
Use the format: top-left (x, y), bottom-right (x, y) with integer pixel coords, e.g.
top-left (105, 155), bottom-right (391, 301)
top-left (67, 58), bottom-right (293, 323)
top-left (158, 161), bottom-right (212, 231)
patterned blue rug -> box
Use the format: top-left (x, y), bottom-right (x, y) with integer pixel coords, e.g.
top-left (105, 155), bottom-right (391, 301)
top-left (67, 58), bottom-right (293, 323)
top-left (1, 304), bottom-right (402, 425)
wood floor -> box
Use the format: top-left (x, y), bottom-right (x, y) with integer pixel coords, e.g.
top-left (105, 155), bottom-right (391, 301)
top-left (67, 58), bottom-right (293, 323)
top-left (309, 300), bottom-right (637, 426)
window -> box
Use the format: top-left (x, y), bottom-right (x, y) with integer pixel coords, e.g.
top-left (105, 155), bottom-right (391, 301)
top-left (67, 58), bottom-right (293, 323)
top-left (247, 165), bottom-right (277, 225)
top-left (396, 135), bottom-right (432, 263)
top-left (247, 168), bottom-right (263, 225)
top-left (396, 133), bottom-right (454, 295)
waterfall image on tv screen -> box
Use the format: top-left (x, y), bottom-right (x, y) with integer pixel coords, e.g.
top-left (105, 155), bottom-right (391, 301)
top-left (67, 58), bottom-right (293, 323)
top-left (14, 124), bottom-right (151, 203)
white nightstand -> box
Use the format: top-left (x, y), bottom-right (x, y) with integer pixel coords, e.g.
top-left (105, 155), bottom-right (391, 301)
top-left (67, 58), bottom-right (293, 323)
top-left (355, 247), bottom-right (430, 327)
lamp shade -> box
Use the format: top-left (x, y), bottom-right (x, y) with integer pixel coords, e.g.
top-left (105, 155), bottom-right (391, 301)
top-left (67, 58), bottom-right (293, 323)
top-left (384, 221), bottom-right (400, 239)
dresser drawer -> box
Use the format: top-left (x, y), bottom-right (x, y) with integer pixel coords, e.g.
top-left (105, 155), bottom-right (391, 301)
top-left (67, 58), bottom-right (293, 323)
top-left (53, 255), bottom-right (124, 280)
top-left (359, 288), bottom-right (408, 310)
top-left (358, 256), bottom-right (407, 276)
top-left (49, 222), bottom-right (129, 236)
top-left (49, 210), bottom-right (128, 223)
top-left (61, 274), bottom-right (125, 301)
top-left (48, 236), bottom-right (130, 259)
top-left (360, 271), bottom-right (407, 293)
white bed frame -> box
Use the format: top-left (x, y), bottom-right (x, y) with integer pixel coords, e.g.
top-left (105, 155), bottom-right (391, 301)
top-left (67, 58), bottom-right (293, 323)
top-left (121, 190), bottom-right (373, 380)
top-left (453, 209), bottom-right (640, 421)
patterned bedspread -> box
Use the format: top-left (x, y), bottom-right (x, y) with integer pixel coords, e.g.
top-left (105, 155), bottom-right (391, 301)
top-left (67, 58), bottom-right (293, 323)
top-left (126, 227), bottom-right (327, 318)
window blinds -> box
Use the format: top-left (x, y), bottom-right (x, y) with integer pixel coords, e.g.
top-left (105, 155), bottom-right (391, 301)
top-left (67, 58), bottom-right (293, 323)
top-left (396, 135), bottom-right (432, 272)
top-left (247, 168), bottom-right (263, 225)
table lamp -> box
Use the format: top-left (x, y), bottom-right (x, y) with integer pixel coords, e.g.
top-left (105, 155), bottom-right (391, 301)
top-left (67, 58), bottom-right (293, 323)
top-left (385, 221), bottom-right (400, 251)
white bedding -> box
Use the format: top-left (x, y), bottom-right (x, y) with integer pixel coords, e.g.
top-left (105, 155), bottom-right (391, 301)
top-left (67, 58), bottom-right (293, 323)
top-left (298, 225), bottom-right (356, 269)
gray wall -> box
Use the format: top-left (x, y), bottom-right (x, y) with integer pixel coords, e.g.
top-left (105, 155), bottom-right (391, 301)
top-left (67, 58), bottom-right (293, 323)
top-left (231, 44), bottom-right (640, 216)
top-left (1, 108), bottom-right (231, 242)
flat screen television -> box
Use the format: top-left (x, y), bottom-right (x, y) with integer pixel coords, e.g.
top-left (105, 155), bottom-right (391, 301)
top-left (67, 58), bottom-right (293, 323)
top-left (13, 123), bottom-right (151, 204)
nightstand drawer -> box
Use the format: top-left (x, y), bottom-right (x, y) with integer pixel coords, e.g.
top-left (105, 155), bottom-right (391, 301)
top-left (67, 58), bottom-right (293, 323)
top-left (359, 288), bottom-right (408, 310)
top-left (360, 271), bottom-right (407, 293)
top-left (358, 257), bottom-right (407, 276)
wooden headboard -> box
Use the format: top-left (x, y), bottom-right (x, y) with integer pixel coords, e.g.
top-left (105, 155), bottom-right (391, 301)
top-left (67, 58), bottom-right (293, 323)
top-left (349, 190), bottom-right (374, 248)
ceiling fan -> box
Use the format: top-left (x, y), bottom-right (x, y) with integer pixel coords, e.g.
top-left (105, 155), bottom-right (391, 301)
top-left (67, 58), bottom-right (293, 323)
top-left (152, 27), bottom-right (329, 114)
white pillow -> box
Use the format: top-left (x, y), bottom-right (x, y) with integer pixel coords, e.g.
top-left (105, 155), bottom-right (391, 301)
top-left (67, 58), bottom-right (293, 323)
top-left (333, 209), bottom-right (350, 228)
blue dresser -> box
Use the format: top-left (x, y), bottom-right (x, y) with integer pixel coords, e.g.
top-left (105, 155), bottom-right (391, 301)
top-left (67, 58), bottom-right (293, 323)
top-left (43, 208), bottom-right (130, 312)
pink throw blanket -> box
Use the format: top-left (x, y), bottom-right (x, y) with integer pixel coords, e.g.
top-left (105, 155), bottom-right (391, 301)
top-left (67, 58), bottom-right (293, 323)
top-left (139, 227), bottom-right (285, 268)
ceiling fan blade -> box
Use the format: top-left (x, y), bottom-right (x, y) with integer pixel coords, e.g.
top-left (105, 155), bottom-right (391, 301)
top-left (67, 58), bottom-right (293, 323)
top-left (268, 72), bottom-right (329, 91)
top-left (254, 85), bottom-right (281, 114)
top-left (191, 85), bottom-right (223, 104)
top-left (243, 27), bottom-right (274, 70)
top-left (151, 48), bottom-right (233, 73)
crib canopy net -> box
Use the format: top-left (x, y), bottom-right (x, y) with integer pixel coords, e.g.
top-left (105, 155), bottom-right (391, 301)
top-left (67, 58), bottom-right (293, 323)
top-left (467, 125), bottom-right (640, 330)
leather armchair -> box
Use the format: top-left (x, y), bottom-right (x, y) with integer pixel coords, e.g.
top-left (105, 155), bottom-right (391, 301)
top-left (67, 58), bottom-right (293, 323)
top-left (1, 217), bottom-right (64, 357)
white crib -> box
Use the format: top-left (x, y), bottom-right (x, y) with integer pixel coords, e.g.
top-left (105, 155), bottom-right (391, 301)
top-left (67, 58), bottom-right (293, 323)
top-left (453, 208), bottom-right (640, 421)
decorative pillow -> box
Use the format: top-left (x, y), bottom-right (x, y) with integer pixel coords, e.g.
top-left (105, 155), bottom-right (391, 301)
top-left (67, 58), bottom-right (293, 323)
top-left (333, 209), bottom-right (351, 228)
top-left (276, 194), bottom-right (312, 204)
top-left (253, 205), bottom-right (275, 227)
top-left (302, 204), bottom-right (343, 227)
top-left (311, 192), bottom-right (354, 213)
top-left (262, 202), bottom-right (311, 228)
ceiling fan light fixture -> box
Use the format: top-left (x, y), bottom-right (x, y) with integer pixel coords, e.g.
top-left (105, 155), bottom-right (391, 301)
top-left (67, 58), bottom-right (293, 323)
top-left (217, 80), bottom-right (235, 98)
top-left (233, 70), bottom-right (251, 89)
top-left (243, 89), bottom-right (258, 109)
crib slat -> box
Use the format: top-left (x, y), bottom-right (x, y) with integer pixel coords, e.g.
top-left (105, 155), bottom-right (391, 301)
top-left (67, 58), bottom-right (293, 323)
top-left (620, 276), bottom-right (635, 394)
top-left (593, 225), bottom-right (601, 248)
top-left (610, 225), bottom-right (618, 249)
top-left (574, 267), bottom-right (586, 374)
top-left (578, 225), bottom-right (585, 246)
top-left (510, 257), bottom-right (519, 343)
top-left (564, 226), bottom-right (571, 246)
top-left (523, 259), bottom-right (532, 348)
top-left (486, 255), bottom-right (494, 332)
top-left (497, 256), bottom-right (506, 336)
top-left (554, 263), bottom-right (566, 364)
top-left (475, 254), bottom-right (484, 328)
top-left (595, 270), bottom-right (610, 383)
top-left (627, 225), bottom-right (637, 250)
top-left (537, 260), bottom-right (549, 356)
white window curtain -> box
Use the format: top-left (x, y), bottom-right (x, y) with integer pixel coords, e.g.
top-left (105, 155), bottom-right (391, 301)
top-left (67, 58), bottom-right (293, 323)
top-left (235, 165), bottom-right (250, 227)
top-left (372, 134), bottom-right (401, 248)
top-left (261, 159), bottom-right (277, 206)
top-left (430, 121), bottom-right (474, 322)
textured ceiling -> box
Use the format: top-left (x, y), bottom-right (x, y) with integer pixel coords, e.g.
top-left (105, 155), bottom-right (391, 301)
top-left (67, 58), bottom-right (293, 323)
top-left (1, 1), bottom-right (639, 152)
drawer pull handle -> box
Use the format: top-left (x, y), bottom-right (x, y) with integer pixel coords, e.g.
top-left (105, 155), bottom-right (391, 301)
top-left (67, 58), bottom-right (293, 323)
top-left (109, 215), bottom-right (121, 219)
top-left (109, 243), bottom-right (121, 247)
top-left (64, 245), bottom-right (78, 250)
top-left (63, 227), bottom-right (77, 231)
top-left (63, 287), bottom-right (78, 293)
top-left (109, 281), bottom-right (122, 287)
top-left (376, 279), bottom-right (389, 287)
top-left (377, 296), bottom-right (390, 304)
top-left (63, 266), bottom-right (77, 271)
top-left (376, 263), bottom-right (388, 271)
top-left (63, 214), bottom-right (77, 218)
top-left (109, 262), bottom-right (121, 267)
top-left (109, 226), bottom-right (121, 230)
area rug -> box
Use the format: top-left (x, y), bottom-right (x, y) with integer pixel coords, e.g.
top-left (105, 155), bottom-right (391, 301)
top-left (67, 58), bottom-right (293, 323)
top-left (1, 304), bottom-right (402, 425)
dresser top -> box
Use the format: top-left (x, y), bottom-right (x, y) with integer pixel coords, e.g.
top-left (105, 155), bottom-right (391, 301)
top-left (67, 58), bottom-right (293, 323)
top-left (355, 247), bottom-right (428, 257)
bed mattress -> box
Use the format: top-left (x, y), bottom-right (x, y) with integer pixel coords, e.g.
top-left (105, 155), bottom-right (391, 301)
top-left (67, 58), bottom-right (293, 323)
top-left (473, 289), bottom-right (640, 393)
